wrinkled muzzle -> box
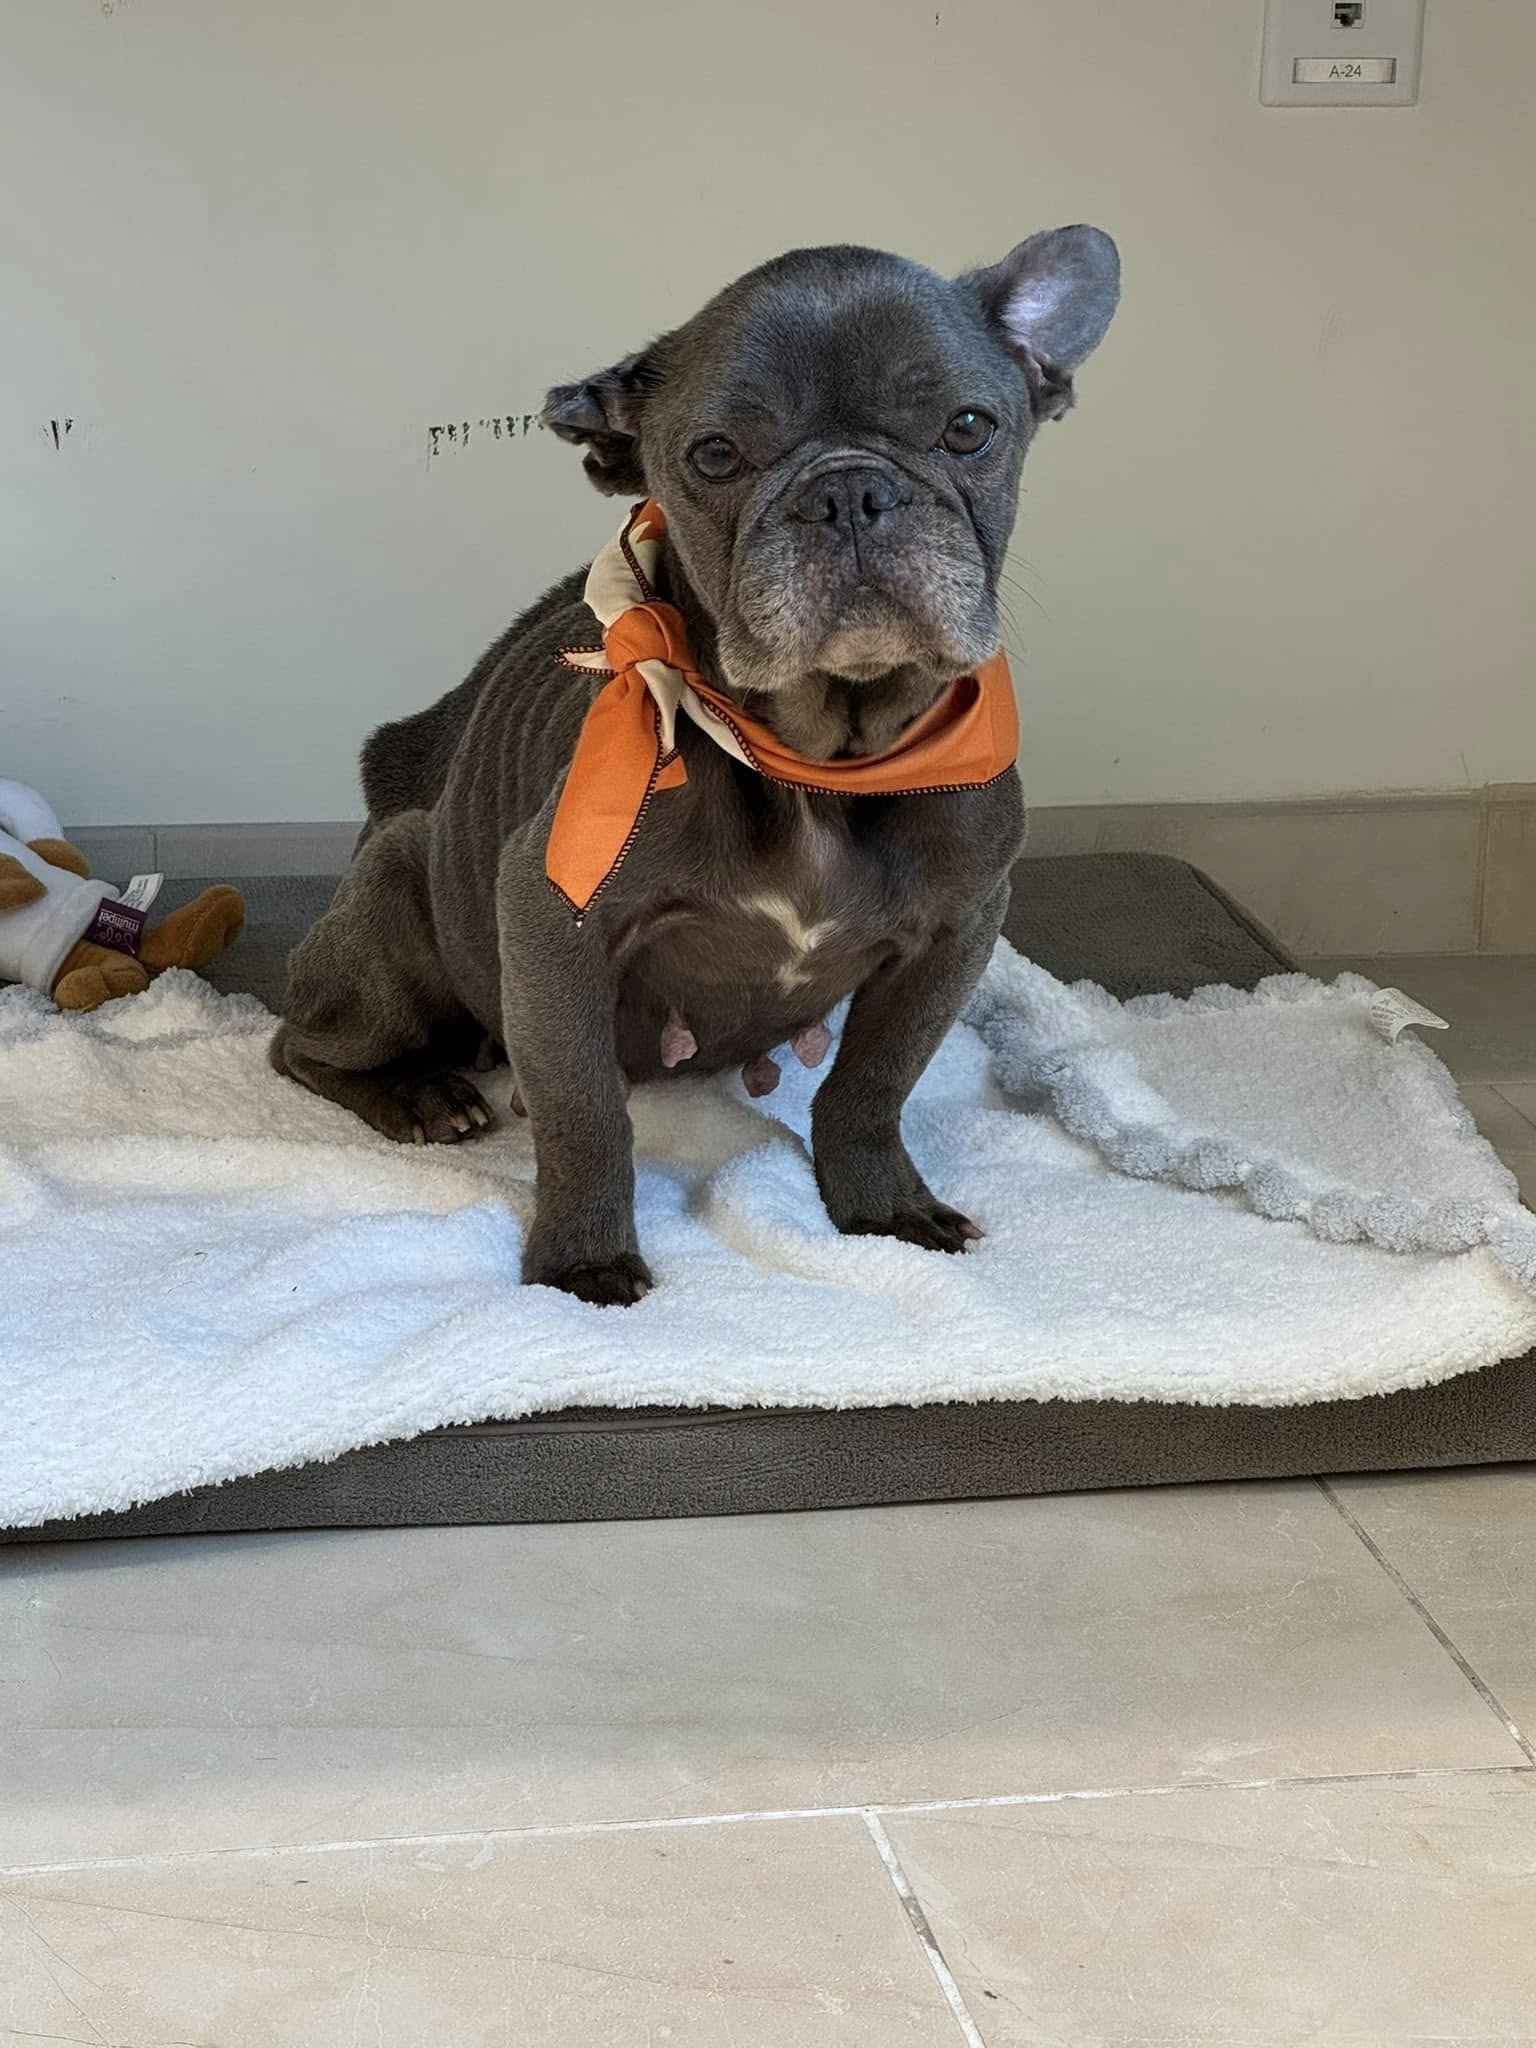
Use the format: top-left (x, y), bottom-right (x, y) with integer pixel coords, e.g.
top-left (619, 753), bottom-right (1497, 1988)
top-left (730, 452), bottom-right (1000, 686)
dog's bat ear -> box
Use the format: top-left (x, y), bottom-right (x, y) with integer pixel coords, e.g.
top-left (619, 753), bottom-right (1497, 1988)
top-left (541, 349), bottom-right (659, 495)
top-left (961, 226), bottom-right (1120, 422)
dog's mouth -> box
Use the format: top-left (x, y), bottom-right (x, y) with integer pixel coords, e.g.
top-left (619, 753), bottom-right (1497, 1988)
top-left (815, 591), bottom-right (937, 683)
top-left (710, 541), bottom-right (1002, 757)
top-left (723, 476), bottom-right (1000, 696)
top-left (730, 554), bottom-right (997, 686)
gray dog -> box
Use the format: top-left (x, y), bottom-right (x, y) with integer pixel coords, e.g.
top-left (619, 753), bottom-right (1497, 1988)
top-left (271, 226), bottom-right (1119, 1303)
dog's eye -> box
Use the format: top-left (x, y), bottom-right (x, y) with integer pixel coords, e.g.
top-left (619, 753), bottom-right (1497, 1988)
top-left (688, 435), bottom-right (744, 482)
top-left (940, 409), bottom-right (996, 456)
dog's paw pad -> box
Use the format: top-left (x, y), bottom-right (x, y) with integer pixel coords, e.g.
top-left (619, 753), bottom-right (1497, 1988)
top-left (531, 1252), bottom-right (654, 1306)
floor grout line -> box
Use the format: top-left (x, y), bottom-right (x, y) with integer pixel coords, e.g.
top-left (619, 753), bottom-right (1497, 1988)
top-left (1472, 798), bottom-right (1490, 954)
top-left (4, 1761), bottom-right (1532, 1882)
top-left (1315, 1476), bottom-right (1536, 1765)
top-left (862, 1811), bottom-right (989, 2048)
top-left (1490, 1083), bottom-right (1536, 1132)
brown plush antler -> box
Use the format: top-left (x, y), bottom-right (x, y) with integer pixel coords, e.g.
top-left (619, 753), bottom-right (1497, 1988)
top-left (0, 853), bottom-right (47, 913)
top-left (26, 837), bottom-right (90, 879)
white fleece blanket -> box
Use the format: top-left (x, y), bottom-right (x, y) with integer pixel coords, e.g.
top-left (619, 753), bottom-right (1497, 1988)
top-left (3, 949), bottom-right (1534, 1529)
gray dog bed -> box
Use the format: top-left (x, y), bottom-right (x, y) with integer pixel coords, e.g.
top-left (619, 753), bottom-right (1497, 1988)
top-left (9, 852), bottom-right (1533, 1543)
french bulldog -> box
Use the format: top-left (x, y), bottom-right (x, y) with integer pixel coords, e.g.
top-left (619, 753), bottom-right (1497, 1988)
top-left (271, 227), bottom-right (1120, 1303)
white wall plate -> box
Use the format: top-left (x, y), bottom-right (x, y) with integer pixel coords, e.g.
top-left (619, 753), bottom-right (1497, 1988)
top-left (1261, 0), bottom-right (1425, 106)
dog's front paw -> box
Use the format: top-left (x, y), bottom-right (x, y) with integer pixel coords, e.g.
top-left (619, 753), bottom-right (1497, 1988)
top-left (838, 1199), bottom-right (984, 1256)
top-left (526, 1249), bottom-right (654, 1306)
top-left (814, 1123), bottom-right (982, 1256)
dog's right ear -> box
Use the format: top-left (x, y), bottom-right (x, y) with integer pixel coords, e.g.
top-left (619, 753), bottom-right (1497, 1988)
top-left (961, 226), bottom-right (1120, 422)
top-left (541, 349), bottom-right (658, 496)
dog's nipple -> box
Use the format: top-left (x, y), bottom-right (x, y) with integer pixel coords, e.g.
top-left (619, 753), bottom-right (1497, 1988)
top-left (660, 1009), bottom-right (698, 1070)
top-left (741, 1052), bottom-right (781, 1098)
top-left (790, 1019), bottom-right (831, 1070)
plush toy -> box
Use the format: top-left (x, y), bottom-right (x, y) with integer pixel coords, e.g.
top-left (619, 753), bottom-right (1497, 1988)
top-left (0, 778), bottom-right (245, 1011)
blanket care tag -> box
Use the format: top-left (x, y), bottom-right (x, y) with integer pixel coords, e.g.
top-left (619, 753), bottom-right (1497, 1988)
top-left (1369, 988), bottom-right (1450, 1043)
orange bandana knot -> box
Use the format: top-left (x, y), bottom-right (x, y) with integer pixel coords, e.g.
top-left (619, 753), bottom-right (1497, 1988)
top-left (547, 500), bottom-right (1019, 917)
top-left (602, 599), bottom-right (695, 679)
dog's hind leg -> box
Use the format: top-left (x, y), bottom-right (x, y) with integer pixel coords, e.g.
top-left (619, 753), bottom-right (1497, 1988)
top-left (269, 809), bottom-right (493, 1145)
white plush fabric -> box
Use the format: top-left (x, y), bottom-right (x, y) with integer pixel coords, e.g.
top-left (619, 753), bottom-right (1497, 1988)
top-left (0, 777), bottom-right (66, 848)
top-left (2, 948), bottom-right (1533, 1529)
top-left (0, 779), bottom-right (114, 995)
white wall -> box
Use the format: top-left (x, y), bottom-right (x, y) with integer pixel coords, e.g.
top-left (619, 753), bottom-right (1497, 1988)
top-left (3, 0), bottom-right (1533, 826)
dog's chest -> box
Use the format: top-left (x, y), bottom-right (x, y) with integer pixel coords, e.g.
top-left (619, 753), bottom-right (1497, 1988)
top-left (611, 799), bottom-right (929, 1077)
top-left (640, 807), bottom-right (907, 991)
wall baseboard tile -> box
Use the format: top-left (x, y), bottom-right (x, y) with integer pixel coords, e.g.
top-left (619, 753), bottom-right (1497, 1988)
top-left (66, 787), bottom-right (1535, 959)
top-left (1023, 787), bottom-right (1532, 957)
top-left (68, 821), bottom-right (362, 884)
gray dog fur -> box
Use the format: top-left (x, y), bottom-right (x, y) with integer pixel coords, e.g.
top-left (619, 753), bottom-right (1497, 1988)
top-left (271, 229), bottom-right (1120, 1304)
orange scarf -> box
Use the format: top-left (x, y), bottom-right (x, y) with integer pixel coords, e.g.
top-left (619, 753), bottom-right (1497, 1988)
top-left (548, 500), bottom-right (1018, 916)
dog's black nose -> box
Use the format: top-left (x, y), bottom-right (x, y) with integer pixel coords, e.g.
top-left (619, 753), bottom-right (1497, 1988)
top-left (790, 464), bottom-right (910, 535)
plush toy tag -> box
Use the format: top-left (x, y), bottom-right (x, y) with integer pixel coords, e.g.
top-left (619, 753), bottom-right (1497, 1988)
top-left (121, 872), bottom-right (164, 912)
top-left (84, 897), bottom-right (149, 957)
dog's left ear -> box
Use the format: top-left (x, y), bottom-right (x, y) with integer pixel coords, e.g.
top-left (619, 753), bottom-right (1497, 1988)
top-left (962, 225), bottom-right (1120, 422)
top-left (542, 348), bottom-right (660, 495)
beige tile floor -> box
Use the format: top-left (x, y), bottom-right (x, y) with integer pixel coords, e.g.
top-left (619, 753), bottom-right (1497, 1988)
top-left (2, 958), bottom-right (1533, 2045)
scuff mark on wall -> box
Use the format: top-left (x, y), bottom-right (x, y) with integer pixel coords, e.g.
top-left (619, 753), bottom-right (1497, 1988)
top-left (1316, 307), bottom-right (1344, 368)
top-left (44, 419), bottom-right (75, 450)
top-left (426, 412), bottom-right (544, 463)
